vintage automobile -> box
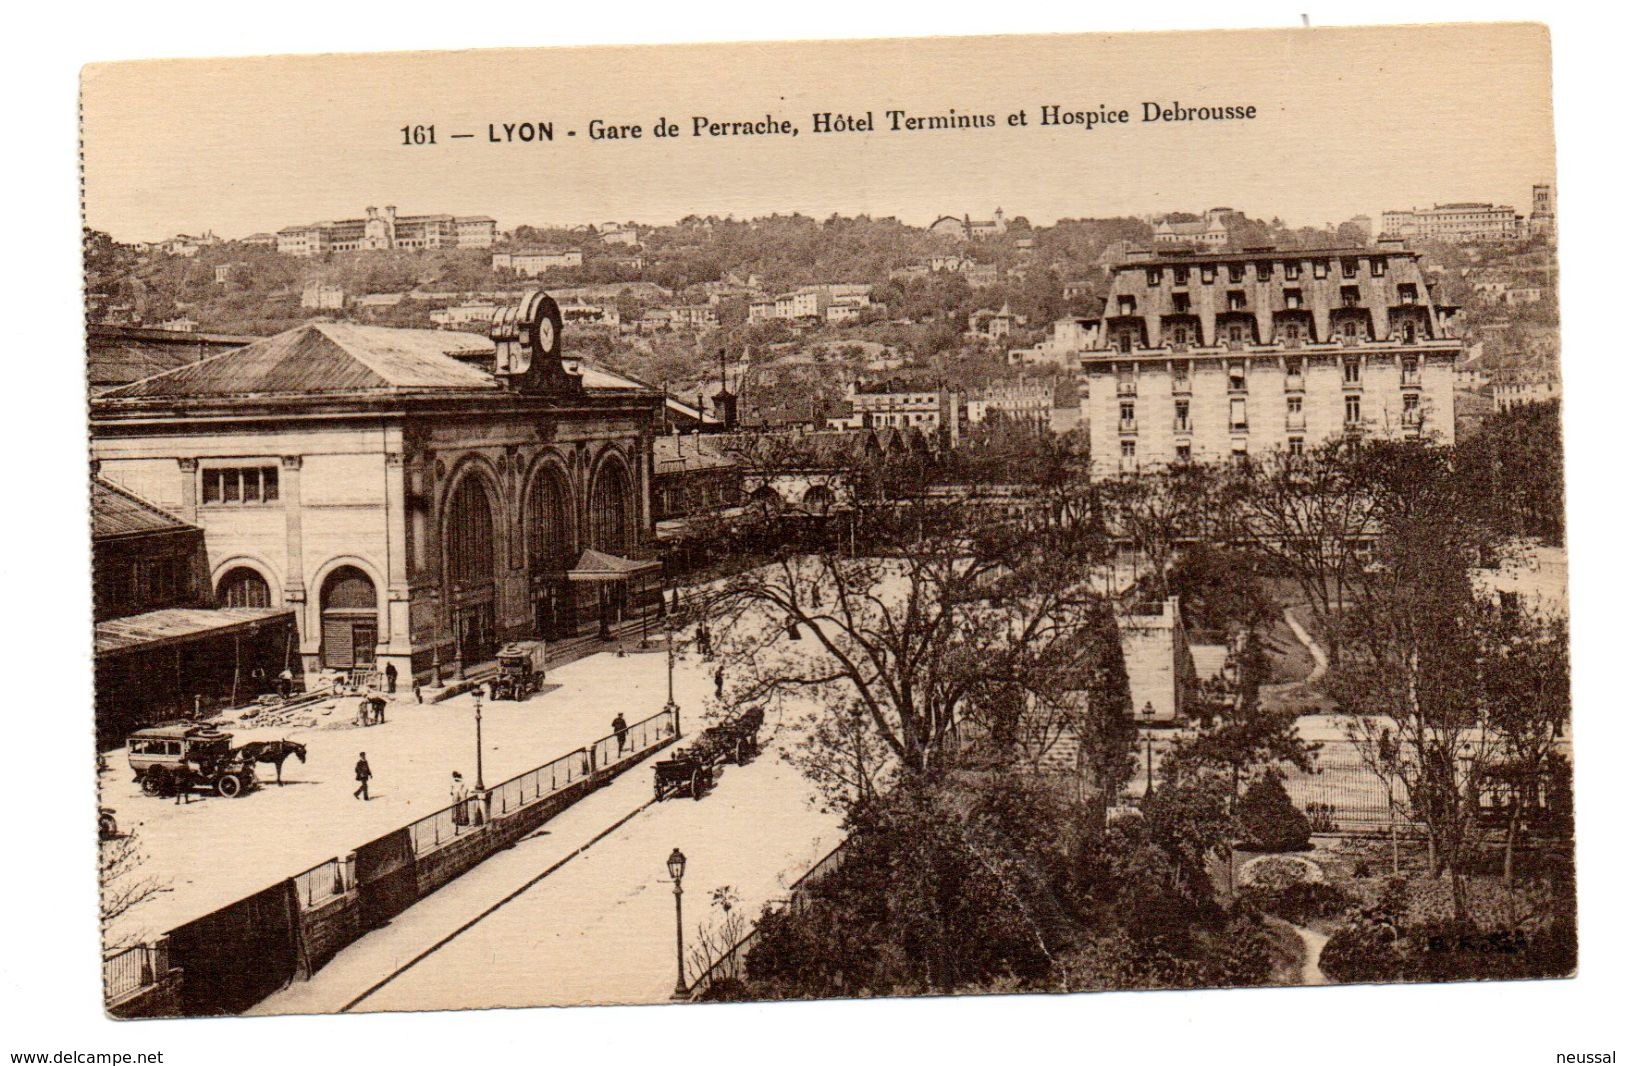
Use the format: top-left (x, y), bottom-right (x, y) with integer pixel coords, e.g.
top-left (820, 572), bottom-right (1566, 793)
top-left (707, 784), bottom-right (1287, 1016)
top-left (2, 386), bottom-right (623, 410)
top-left (127, 722), bottom-right (256, 798)
top-left (488, 641), bottom-right (547, 701)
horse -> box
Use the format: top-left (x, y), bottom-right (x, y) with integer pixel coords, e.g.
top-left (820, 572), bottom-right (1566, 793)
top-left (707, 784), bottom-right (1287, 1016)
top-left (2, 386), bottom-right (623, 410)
top-left (235, 739), bottom-right (307, 785)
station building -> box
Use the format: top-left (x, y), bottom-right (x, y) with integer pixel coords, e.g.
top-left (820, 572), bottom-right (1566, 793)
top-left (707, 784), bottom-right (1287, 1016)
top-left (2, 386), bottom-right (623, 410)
top-left (90, 301), bottom-right (663, 687)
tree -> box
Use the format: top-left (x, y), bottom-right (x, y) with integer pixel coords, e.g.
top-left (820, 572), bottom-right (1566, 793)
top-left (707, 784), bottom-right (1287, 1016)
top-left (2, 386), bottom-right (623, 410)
top-left (1099, 462), bottom-right (1235, 601)
top-left (1478, 602), bottom-right (1570, 882)
top-left (711, 495), bottom-right (1108, 808)
top-left (1239, 440), bottom-right (1379, 665)
top-left (100, 828), bottom-right (167, 951)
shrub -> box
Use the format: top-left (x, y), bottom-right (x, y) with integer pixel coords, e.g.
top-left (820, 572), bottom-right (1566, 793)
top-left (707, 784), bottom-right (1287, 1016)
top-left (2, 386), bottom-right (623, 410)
top-left (1237, 773), bottom-right (1312, 852)
top-left (1239, 880), bottom-right (1354, 925)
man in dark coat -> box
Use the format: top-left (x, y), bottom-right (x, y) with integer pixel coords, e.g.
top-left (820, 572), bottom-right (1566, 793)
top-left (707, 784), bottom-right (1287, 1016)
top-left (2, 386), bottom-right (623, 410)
top-left (354, 753), bottom-right (372, 800)
top-left (612, 712), bottom-right (629, 755)
top-left (385, 662), bottom-right (398, 694)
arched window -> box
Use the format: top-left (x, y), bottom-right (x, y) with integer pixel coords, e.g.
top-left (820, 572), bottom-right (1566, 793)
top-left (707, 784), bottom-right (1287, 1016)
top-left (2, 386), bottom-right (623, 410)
top-left (217, 566), bottom-right (270, 609)
top-left (589, 460), bottom-right (633, 555)
top-left (803, 484), bottom-right (836, 517)
top-left (526, 465), bottom-right (574, 572)
top-left (446, 476), bottom-right (497, 588)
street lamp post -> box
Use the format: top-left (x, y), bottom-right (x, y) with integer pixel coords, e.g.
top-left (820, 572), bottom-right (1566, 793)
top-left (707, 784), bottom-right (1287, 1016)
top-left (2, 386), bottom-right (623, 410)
top-left (1140, 701), bottom-right (1157, 798)
top-left (667, 848), bottom-right (688, 997)
top-left (473, 690), bottom-right (486, 793)
top-left (664, 623), bottom-right (682, 738)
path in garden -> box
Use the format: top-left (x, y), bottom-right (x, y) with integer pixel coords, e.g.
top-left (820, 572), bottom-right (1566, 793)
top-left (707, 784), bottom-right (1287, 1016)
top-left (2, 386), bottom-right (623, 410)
top-left (1281, 607), bottom-right (1329, 686)
top-left (1293, 924), bottom-right (1330, 986)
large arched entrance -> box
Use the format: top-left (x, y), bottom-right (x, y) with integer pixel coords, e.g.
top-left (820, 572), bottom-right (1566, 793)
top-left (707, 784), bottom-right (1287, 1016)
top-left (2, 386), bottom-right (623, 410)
top-left (588, 457), bottom-right (634, 554)
top-left (444, 472), bottom-right (501, 666)
top-left (587, 457), bottom-right (635, 635)
top-left (320, 566), bottom-right (377, 670)
top-left (526, 462), bottom-right (575, 639)
top-left (217, 566), bottom-right (271, 608)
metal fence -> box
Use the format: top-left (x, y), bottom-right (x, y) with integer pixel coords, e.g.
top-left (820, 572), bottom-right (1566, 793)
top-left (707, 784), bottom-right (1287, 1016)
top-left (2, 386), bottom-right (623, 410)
top-left (688, 837), bottom-right (850, 998)
top-left (1280, 741), bottom-right (1416, 833)
top-left (591, 709), bottom-right (676, 773)
top-left (407, 801), bottom-right (486, 857)
top-left (487, 748), bottom-right (590, 817)
top-left (292, 856), bottom-right (355, 910)
top-left (103, 942), bottom-right (166, 1004)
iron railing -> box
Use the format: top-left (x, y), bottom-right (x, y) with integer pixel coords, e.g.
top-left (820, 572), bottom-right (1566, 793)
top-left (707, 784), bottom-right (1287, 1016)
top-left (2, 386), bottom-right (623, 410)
top-left (292, 856), bottom-right (355, 910)
top-left (104, 942), bottom-right (166, 1004)
top-left (687, 837), bottom-right (851, 998)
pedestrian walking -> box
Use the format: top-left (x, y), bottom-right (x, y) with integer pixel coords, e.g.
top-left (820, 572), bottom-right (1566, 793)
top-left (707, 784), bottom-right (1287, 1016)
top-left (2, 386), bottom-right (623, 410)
top-left (356, 693), bottom-right (372, 727)
top-left (173, 768), bottom-right (191, 804)
top-left (353, 753), bottom-right (372, 800)
top-left (714, 664), bottom-right (725, 699)
top-left (385, 662), bottom-right (398, 694)
top-left (450, 771), bottom-right (469, 826)
top-left (612, 712), bottom-right (629, 756)
top-left (370, 692), bottom-right (388, 725)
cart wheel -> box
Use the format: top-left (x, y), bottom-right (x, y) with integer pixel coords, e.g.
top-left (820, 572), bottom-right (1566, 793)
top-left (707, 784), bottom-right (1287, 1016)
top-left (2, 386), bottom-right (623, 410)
top-left (140, 771), bottom-right (166, 797)
top-left (689, 769), bottom-right (703, 799)
top-left (216, 773), bottom-right (244, 798)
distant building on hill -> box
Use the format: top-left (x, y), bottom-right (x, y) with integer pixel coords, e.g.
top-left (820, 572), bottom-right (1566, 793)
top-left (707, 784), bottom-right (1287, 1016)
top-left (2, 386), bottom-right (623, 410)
top-left (492, 248), bottom-right (584, 275)
top-left (277, 206), bottom-right (496, 256)
top-left (1380, 202), bottom-right (1520, 242)
top-left (1152, 208), bottom-right (1232, 249)
top-left (301, 281), bottom-right (345, 310)
top-left (928, 208), bottom-right (1007, 241)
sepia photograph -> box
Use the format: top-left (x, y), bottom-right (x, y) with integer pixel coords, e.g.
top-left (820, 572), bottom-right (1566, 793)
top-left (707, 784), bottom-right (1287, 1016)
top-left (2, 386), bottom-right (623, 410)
top-left (8, 8), bottom-right (1614, 1061)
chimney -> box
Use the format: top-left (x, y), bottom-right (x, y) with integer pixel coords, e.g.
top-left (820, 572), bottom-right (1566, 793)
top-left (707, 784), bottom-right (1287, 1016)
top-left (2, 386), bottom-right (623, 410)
top-left (366, 206), bottom-right (378, 219)
top-left (384, 205), bottom-right (397, 223)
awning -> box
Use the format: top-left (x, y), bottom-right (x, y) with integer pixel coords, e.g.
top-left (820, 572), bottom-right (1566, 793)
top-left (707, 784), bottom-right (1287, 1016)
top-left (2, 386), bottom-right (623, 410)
top-left (564, 548), bottom-right (663, 583)
top-left (96, 606), bottom-right (296, 659)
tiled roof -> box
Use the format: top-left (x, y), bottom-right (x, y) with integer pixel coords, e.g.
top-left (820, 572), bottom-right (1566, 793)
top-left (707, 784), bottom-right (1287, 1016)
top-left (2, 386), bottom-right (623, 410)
top-left (99, 321), bottom-right (503, 400)
top-left (91, 477), bottom-right (196, 539)
top-left (96, 606), bottom-right (294, 657)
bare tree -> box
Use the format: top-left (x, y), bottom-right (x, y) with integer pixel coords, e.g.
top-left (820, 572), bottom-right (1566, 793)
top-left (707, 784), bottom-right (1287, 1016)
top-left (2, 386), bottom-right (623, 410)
top-left (711, 498), bottom-right (1115, 810)
top-left (100, 828), bottom-right (167, 951)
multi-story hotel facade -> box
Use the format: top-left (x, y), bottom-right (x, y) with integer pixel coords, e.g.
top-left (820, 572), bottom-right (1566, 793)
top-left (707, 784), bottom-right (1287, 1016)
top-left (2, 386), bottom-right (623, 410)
top-left (276, 206), bottom-right (497, 257)
top-left (1083, 241), bottom-right (1461, 478)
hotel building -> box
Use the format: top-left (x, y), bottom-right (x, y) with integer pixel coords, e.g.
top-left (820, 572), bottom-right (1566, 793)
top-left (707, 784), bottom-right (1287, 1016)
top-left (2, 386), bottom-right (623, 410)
top-left (1082, 241), bottom-right (1461, 478)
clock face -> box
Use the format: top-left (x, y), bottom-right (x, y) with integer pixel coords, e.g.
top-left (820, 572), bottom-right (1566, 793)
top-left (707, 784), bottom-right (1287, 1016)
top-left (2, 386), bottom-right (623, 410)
top-left (536, 316), bottom-right (556, 353)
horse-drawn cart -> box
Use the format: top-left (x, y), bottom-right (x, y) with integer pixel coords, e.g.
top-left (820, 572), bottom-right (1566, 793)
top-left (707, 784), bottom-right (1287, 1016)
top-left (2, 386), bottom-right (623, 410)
top-left (652, 706), bottom-right (766, 802)
top-left (128, 722), bottom-right (257, 798)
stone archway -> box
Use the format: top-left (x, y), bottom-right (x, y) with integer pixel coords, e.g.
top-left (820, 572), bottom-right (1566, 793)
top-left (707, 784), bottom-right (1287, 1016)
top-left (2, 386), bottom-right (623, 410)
top-left (319, 566), bottom-right (377, 670)
top-left (443, 469), bottom-right (502, 666)
top-left (525, 458), bottom-right (576, 638)
top-left (587, 453), bottom-right (634, 555)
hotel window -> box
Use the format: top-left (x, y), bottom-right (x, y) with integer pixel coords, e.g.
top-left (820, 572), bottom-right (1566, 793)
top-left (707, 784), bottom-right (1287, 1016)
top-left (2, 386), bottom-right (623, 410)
top-left (1313, 260), bottom-right (1329, 279)
top-left (1343, 358), bottom-right (1362, 384)
top-left (1174, 399), bottom-right (1190, 430)
top-left (1228, 263), bottom-right (1245, 282)
top-left (1231, 440), bottom-right (1249, 464)
top-left (1227, 290), bottom-right (1246, 310)
top-left (1230, 398), bottom-right (1247, 431)
top-left (1403, 392), bottom-right (1421, 423)
top-left (1120, 401), bottom-right (1135, 426)
top-left (1118, 295), bottom-right (1137, 314)
top-left (1398, 283), bottom-right (1418, 305)
top-left (1173, 266), bottom-right (1189, 285)
top-left (1284, 262), bottom-right (1301, 281)
top-left (1228, 323), bottom-right (1248, 344)
top-left (1342, 258), bottom-right (1359, 278)
top-left (202, 465), bottom-right (280, 506)
top-left (1256, 261), bottom-right (1273, 280)
top-left (1201, 265), bottom-right (1216, 284)
top-left (1341, 286), bottom-right (1360, 308)
top-left (1282, 324), bottom-right (1302, 343)
top-left (1170, 326), bottom-right (1189, 345)
top-left (1284, 288), bottom-right (1303, 310)
top-left (1345, 395), bottom-right (1362, 425)
top-left (1172, 361), bottom-right (1190, 388)
top-left (1288, 436), bottom-right (1305, 457)
top-left (1172, 292), bottom-right (1191, 313)
top-left (1120, 440), bottom-right (1137, 467)
top-left (1117, 332), bottom-right (1133, 353)
top-left (1147, 268), bottom-right (1162, 287)
top-left (1176, 443), bottom-right (1192, 463)
top-left (1287, 395), bottom-right (1303, 416)
top-left (1371, 257), bottom-right (1386, 277)
top-left (1229, 362), bottom-right (1246, 391)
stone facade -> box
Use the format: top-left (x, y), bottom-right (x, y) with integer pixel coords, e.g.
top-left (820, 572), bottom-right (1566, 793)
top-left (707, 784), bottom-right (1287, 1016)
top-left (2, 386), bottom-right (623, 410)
top-left (1082, 242), bottom-right (1460, 476)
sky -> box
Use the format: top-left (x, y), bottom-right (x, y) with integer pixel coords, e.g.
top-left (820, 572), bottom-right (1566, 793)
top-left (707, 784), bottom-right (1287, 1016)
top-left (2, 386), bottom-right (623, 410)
top-left (81, 23), bottom-right (1556, 243)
